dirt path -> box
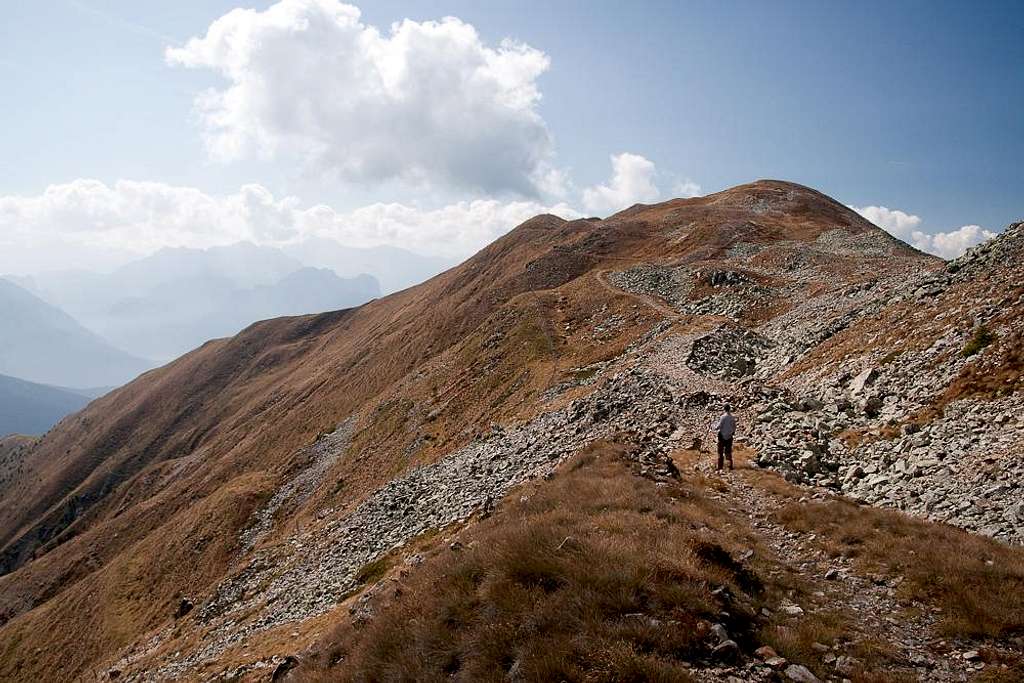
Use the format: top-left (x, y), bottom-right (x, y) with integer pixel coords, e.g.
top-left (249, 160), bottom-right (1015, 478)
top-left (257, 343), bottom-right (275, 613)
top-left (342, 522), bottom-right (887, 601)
top-left (675, 449), bottom-right (984, 682)
top-left (594, 269), bottom-right (685, 320)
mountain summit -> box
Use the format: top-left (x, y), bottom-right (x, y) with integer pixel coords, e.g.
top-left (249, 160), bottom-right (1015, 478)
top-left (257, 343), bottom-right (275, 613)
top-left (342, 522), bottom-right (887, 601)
top-left (0, 182), bottom-right (1021, 681)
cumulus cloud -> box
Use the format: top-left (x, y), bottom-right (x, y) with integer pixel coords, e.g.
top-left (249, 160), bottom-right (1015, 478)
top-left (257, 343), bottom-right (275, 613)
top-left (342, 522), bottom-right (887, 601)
top-left (851, 205), bottom-right (995, 259)
top-left (850, 205), bottom-right (923, 239)
top-left (582, 153), bottom-right (660, 215)
top-left (915, 224), bottom-right (997, 259)
top-left (0, 179), bottom-right (581, 273)
top-left (0, 179), bottom-right (296, 252)
top-left (672, 178), bottom-right (702, 198)
top-left (165, 0), bottom-right (555, 196)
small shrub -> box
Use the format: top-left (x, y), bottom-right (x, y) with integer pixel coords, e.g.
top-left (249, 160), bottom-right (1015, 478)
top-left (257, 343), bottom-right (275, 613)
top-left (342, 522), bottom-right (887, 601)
top-left (963, 326), bottom-right (996, 358)
top-left (571, 367), bottom-right (599, 383)
top-left (354, 555), bottom-right (393, 585)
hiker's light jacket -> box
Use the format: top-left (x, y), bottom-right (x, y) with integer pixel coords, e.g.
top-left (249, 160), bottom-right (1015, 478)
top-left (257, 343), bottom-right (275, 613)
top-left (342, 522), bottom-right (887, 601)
top-left (716, 413), bottom-right (737, 439)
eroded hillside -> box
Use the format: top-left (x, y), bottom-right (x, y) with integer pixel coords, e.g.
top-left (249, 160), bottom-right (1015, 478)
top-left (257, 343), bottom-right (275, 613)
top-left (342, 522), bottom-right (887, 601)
top-left (0, 181), bottom-right (1022, 682)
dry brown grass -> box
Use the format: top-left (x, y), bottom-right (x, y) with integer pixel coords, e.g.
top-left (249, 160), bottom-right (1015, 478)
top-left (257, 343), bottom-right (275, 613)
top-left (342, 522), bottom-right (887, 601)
top-left (773, 498), bottom-right (1024, 639)
top-left (759, 610), bottom-right (915, 683)
top-left (945, 330), bottom-right (1024, 403)
top-left (973, 648), bottom-right (1024, 682)
top-left (299, 442), bottom-right (770, 682)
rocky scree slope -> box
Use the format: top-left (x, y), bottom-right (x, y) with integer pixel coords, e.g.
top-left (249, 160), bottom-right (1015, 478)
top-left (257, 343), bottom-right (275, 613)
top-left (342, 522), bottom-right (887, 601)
top-left (748, 221), bottom-right (1024, 543)
top-left (0, 181), bottom-right (1020, 681)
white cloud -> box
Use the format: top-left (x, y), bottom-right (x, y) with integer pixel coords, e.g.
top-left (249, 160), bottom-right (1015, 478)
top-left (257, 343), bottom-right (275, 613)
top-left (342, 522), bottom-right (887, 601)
top-left (582, 153), bottom-right (660, 215)
top-left (672, 178), bottom-right (702, 198)
top-left (851, 204), bottom-right (995, 259)
top-left (165, 0), bottom-right (555, 196)
top-left (0, 179), bottom-right (293, 252)
top-left (321, 199), bottom-right (581, 257)
top-left (850, 205), bottom-right (923, 240)
top-left (0, 179), bottom-right (581, 273)
top-left (912, 224), bottom-right (997, 259)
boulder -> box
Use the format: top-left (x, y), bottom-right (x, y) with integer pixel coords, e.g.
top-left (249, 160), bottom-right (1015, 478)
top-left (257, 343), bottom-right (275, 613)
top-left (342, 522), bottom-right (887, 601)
top-left (712, 639), bottom-right (741, 663)
top-left (780, 602), bottom-right (804, 616)
top-left (861, 395), bottom-right (884, 418)
top-left (174, 597), bottom-right (194, 619)
top-left (799, 397), bottom-right (825, 412)
top-left (850, 367), bottom-right (879, 394)
top-left (785, 664), bottom-right (822, 683)
top-left (271, 655), bottom-right (299, 681)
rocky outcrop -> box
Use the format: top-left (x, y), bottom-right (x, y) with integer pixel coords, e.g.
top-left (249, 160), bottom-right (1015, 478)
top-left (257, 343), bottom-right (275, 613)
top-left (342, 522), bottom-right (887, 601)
top-left (688, 326), bottom-right (774, 378)
top-left (748, 388), bottom-right (1024, 543)
top-left (741, 221), bottom-right (1024, 543)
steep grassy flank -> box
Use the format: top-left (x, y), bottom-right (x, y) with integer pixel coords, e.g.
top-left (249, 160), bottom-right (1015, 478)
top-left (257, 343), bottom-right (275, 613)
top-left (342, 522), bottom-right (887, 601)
top-left (0, 436), bottom-right (36, 501)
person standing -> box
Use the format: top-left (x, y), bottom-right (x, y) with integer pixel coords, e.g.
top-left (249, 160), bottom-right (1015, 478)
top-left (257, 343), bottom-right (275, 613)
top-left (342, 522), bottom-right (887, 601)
top-left (714, 404), bottom-right (737, 471)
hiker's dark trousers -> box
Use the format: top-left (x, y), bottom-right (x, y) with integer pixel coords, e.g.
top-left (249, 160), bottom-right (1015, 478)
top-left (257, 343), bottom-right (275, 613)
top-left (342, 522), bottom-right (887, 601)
top-left (717, 433), bottom-right (733, 470)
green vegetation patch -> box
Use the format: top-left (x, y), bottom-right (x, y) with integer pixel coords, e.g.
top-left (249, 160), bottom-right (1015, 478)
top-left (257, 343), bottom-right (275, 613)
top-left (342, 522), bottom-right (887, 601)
top-left (963, 325), bottom-right (996, 358)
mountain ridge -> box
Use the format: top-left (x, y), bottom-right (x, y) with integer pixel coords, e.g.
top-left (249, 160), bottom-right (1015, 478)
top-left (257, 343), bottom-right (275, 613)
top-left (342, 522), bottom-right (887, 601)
top-left (0, 181), bottom-right (1020, 681)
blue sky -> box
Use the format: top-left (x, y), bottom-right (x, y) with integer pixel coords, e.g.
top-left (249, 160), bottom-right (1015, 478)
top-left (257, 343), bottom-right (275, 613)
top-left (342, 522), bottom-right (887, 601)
top-left (1, 0), bottom-right (1021, 271)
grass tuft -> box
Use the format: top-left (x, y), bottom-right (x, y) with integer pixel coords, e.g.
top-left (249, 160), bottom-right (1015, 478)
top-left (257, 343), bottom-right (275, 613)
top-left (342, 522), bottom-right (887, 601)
top-left (963, 325), bottom-right (996, 358)
top-left (353, 555), bottom-right (394, 586)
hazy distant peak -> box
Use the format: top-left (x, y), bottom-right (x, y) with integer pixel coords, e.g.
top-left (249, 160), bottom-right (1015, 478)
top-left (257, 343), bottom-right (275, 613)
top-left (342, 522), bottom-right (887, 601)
top-left (283, 239), bottom-right (453, 294)
top-left (113, 241), bottom-right (305, 291)
top-left (0, 278), bottom-right (152, 387)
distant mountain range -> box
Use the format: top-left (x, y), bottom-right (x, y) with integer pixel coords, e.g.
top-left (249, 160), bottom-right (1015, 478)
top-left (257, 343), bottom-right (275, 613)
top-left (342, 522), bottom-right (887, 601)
top-left (0, 278), bottom-right (152, 387)
top-left (14, 242), bottom-right (386, 361)
top-left (89, 265), bottom-right (379, 361)
top-left (2, 240), bottom-right (448, 387)
top-left (0, 374), bottom-right (93, 437)
top-left (283, 239), bottom-right (453, 294)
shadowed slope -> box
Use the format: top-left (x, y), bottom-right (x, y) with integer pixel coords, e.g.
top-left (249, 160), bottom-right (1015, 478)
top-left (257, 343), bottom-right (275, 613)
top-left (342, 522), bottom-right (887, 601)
top-left (0, 375), bottom-right (91, 438)
top-left (0, 278), bottom-right (153, 388)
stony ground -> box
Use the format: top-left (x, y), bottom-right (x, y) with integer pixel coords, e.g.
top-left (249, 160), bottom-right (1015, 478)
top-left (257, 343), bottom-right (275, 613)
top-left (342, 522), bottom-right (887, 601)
top-left (745, 224), bottom-right (1024, 545)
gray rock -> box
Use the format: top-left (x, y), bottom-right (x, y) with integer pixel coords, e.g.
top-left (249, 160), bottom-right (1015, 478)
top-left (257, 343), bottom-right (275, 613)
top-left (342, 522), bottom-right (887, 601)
top-left (785, 664), bottom-right (822, 683)
top-left (713, 639), bottom-right (741, 662)
top-left (850, 367), bottom-right (879, 394)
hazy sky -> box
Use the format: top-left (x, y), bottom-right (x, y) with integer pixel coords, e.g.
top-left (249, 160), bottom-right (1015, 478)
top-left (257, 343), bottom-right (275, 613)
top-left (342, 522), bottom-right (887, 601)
top-left (1, 0), bottom-right (1021, 272)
